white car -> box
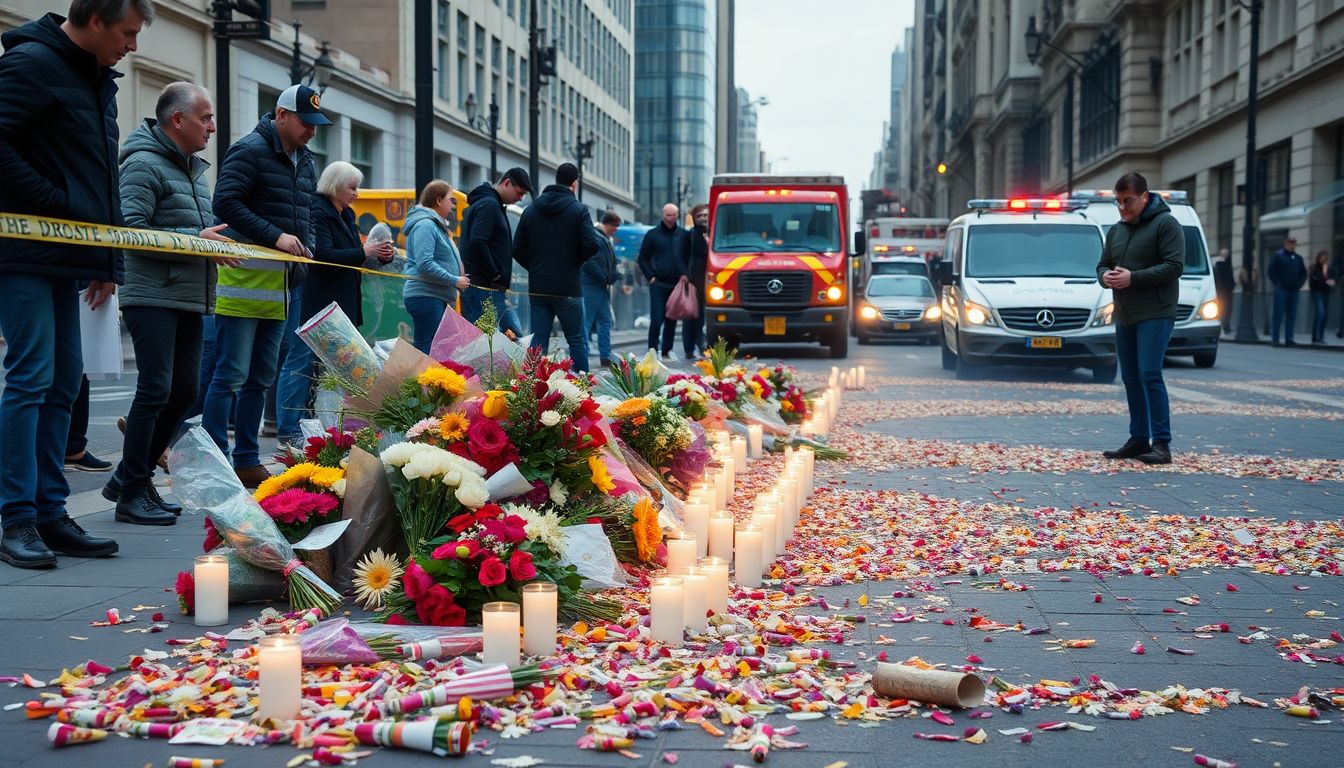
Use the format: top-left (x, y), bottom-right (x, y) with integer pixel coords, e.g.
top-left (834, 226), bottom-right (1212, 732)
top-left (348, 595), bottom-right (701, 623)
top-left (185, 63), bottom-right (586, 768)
top-left (937, 198), bottom-right (1117, 382)
top-left (1073, 189), bottom-right (1221, 367)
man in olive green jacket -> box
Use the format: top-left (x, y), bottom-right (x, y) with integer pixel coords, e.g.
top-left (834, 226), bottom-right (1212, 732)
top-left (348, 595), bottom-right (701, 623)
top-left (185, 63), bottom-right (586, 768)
top-left (1096, 172), bottom-right (1185, 465)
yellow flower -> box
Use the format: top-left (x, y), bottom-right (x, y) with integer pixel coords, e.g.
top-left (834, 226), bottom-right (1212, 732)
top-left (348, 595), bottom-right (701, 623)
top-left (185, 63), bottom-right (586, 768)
top-left (694, 359), bottom-right (715, 376)
top-left (438, 412), bottom-right (470, 441)
top-left (253, 462), bottom-right (317, 501)
top-left (481, 390), bottom-right (509, 419)
top-left (781, 399), bottom-right (795, 413)
top-left (632, 496), bottom-right (661, 563)
top-left (612, 397), bottom-right (652, 419)
top-left (749, 380), bottom-right (764, 399)
top-left (352, 548), bottom-right (403, 610)
top-left (588, 455), bottom-right (616, 494)
top-left (416, 365), bottom-right (468, 397)
top-left (635, 349), bottom-right (658, 379)
top-left (308, 466), bottom-right (346, 489)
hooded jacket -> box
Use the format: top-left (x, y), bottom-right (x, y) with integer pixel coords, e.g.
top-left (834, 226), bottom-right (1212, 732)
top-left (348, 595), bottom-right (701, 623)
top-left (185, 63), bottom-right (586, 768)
top-left (512, 184), bottom-right (603, 298)
top-left (581, 226), bottom-right (618, 288)
top-left (402, 204), bottom-right (464, 303)
top-left (637, 222), bottom-right (690, 285)
top-left (460, 182), bottom-right (513, 290)
top-left (117, 119), bottom-right (216, 314)
top-left (0, 13), bottom-right (123, 282)
top-left (1096, 194), bottom-right (1185, 326)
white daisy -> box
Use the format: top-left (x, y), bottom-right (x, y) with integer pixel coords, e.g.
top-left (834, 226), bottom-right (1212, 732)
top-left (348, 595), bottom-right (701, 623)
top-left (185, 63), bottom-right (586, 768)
top-left (352, 548), bottom-right (403, 610)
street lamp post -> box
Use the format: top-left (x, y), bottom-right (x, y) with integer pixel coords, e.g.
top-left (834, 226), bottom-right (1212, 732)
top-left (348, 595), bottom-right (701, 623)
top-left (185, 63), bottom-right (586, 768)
top-left (1234, 0), bottom-right (1263, 343)
top-left (570, 130), bottom-right (595, 201)
top-left (767, 155), bottom-right (789, 174)
top-left (287, 20), bottom-right (335, 91)
top-left (465, 93), bottom-right (501, 181)
top-left (1024, 16), bottom-right (1117, 195)
top-left (528, 0), bottom-right (558, 194)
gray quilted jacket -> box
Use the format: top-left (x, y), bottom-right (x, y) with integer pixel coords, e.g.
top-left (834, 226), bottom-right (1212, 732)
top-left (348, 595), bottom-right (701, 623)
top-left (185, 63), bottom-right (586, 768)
top-left (118, 119), bottom-right (216, 314)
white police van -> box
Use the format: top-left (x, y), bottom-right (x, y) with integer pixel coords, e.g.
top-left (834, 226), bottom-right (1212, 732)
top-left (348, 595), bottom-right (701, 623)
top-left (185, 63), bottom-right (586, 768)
top-left (1072, 189), bottom-right (1221, 367)
top-left (937, 198), bottom-right (1117, 382)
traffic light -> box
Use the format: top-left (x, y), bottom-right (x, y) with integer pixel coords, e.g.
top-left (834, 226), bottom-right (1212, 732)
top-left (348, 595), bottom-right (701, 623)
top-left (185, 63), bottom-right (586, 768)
top-left (232, 0), bottom-right (270, 20)
top-left (538, 43), bottom-right (558, 78)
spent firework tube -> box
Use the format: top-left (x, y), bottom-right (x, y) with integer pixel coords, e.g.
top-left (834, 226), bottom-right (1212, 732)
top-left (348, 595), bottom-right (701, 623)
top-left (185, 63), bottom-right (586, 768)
top-left (381, 664), bottom-right (521, 716)
top-left (1194, 756), bottom-right (1237, 768)
top-left (169, 759), bottom-right (225, 768)
top-left (55, 708), bottom-right (122, 727)
top-left (47, 722), bottom-right (107, 747)
top-left (353, 719), bottom-right (473, 756)
top-left (749, 724), bottom-right (773, 763)
top-left (396, 635), bottom-right (481, 661)
top-left (122, 721), bottom-right (184, 739)
top-left (424, 696), bottom-right (478, 722)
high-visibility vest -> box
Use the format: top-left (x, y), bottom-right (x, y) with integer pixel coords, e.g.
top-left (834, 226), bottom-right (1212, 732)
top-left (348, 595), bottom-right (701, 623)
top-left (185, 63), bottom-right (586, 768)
top-left (214, 257), bottom-right (288, 320)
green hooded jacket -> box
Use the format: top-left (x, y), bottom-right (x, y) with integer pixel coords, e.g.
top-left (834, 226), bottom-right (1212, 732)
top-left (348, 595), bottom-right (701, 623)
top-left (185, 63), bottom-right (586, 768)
top-left (1096, 194), bottom-right (1185, 326)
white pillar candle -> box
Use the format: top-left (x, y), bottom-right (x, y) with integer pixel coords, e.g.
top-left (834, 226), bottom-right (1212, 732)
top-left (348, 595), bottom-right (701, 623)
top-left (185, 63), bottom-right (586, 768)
top-left (780, 477), bottom-right (800, 532)
top-left (801, 446), bottom-right (816, 489)
top-left (858, 365), bottom-right (867, 388)
top-left (731, 436), bottom-right (747, 467)
top-left (747, 424), bottom-right (763, 459)
top-left (674, 566), bottom-right (708, 632)
top-left (482, 602), bottom-right (521, 668)
top-left (521, 583), bottom-right (558, 657)
top-left (699, 556), bottom-right (730, 616)
top-left (257, 635), bottom-right (302, 721)
top-left (830, 366), bottom-right (839, 387)
top-left (194, 554), bottom-right (229, 627)
top-left (665, 531), bottom-right (697, 576)
top-left (757, 493), bottom-right (786, 552)
top-left (715, 466), bottom-right (730, 509)
top-left (649, 576), bottom-right (684, 646)
top-left (754, 509), bottom-right (778, 569)
top-left (708, 511), bottom-right (735, 560)
top-left (734, 524), bottom-right (763, 588)
top-left (684, 501), bottom-right (711, 558)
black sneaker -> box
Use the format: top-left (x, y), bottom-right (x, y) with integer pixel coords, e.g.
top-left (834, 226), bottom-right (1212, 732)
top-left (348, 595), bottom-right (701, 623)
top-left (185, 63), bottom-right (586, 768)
top-left (1102, 437), bottom-right (1151, 460)
top-left (0, 523), bottom-right (57, 569)
top-left (37, 516), bottom-right (119, 558)
top-left (1136, 441), bottom-right (1172, 465)
top-left (65, 451), bottom-right (112, 472)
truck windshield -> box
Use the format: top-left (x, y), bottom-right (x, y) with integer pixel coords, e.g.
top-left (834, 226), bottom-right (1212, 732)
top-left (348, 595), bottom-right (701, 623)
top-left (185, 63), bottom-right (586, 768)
top-left (713, 203), bottom-right (840, 252)
top-left (867, 275), bottom-right (934, 298)
top-left (966, 224), bottom-right (1102, 278)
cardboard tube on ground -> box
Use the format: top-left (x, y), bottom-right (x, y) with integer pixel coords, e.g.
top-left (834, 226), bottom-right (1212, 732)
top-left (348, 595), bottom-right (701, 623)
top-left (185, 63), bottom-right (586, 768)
top-left (872, 663), bottom-right (986, 709)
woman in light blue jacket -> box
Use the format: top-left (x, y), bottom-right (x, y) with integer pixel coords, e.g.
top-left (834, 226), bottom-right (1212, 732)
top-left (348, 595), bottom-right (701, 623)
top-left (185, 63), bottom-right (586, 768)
top-left (403, 180), bottom-right (470, 353)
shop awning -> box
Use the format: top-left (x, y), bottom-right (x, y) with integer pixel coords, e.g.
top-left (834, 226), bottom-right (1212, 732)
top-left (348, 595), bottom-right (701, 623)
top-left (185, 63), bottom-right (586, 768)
top-left (1259, 181), bottom-right (1344, 231)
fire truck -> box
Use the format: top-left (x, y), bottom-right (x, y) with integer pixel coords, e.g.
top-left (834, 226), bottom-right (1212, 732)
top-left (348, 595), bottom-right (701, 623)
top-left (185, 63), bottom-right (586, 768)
top-left (704, 174), bottom-right (861, 358)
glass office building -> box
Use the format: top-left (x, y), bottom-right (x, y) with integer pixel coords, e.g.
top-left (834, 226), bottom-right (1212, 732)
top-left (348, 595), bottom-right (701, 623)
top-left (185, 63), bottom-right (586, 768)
top-left (635, 0), bottom-right (717, 222)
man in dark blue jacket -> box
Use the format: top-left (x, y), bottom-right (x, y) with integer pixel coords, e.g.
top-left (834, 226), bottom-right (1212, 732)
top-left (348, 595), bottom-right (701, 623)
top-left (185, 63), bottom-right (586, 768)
top-left (513, 163), bottom-right (604, 371)
top-left (583, 211), bottom-right (623, 367)
top-left (461, 167), bottom-right (530, 338)
top-left (0, 2), bottom-right (151, 569)
top-left (637, 203), bottom-right (690, 359)
top-left (1267, 234), bottom-right (1308, 346)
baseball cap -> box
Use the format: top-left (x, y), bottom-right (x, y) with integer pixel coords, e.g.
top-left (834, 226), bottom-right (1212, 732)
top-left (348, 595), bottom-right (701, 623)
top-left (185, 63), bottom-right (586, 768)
top-left (501, 167), bottom-right (532, 194)
top-left (276, 84), bottom-right (333, 126)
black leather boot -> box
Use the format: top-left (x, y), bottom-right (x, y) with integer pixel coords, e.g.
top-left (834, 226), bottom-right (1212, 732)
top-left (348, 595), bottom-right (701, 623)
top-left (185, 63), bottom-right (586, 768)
top-left (101, 475), bottom-right (121, 503)
top-left (1102, 437), bottom-right (1151, 460)
top-left (1136, 441), bottom-right (1172, 465)
top-left (147, 485), bottom-right (183, 515)
top-left (37, 516), bottom-right (119, 558)
top-left (0, 523), bottom-right (57, 569)
top-left (115, 489), bottom-right (177, 526)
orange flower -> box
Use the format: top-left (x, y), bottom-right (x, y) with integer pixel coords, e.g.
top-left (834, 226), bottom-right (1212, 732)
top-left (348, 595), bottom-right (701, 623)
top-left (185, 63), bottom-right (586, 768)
top-left (481, 390), bottom-right (509, 419)
top-left (438, 412), bottom-right (470, 441)
top-left (632, 496), bottom-right (661, 563)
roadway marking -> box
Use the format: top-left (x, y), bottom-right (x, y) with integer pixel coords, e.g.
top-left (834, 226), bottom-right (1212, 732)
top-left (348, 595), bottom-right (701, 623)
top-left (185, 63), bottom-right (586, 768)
top-left (904, 354), bottom-right (919, 360)
top-left (1165, 385), bottom-right (1223, 404)
top-left (1212, 381), bottom-right (1344, 409)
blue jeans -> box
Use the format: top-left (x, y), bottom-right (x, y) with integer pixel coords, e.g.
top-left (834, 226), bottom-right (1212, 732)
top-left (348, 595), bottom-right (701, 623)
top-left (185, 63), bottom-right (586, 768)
top-left (405, 295), bottom-right (447, 354)
top-left (203, 315), bottom-right (284, 469)
top-left (275, 288), bottom-right (310, 440)
top-left (1310, 291), bottom-right (1328, 342)
top-left (1271, 286), bottom-right (1299, 344)
top-left (461, 285), bottom-right (522, 338)
top-left (647, 281), bottom-right (678, 353)
top-left (529, 295), bottom-right (589, 372)
top-left (185, 314), bottom-right (216, 420)
top-left (1115, 318), bottom-right (1174, 444)
top-left (582, 283), bottom-right (613, 361)
top-left (0, 275), bottom-right (84, 529)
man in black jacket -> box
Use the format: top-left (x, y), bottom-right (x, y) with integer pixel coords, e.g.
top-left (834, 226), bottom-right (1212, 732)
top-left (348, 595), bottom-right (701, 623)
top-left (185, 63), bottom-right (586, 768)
top-left (461, 167), bottom-right (530, 338)
top-left (513, 163), bottom-right (604, 371)
top-left (1097, 172), bottom-right (1185, 466)
top-left (1267, 235), bottom-right (1307, 347)
top-left (637, 203), bottom-right (690, 359)
top-left (1212, 247), bottom-right (1234, 334)
top-left (583, 210), bottom-right (623, 367)
top-left (0, 1), bottom-right (151, 569)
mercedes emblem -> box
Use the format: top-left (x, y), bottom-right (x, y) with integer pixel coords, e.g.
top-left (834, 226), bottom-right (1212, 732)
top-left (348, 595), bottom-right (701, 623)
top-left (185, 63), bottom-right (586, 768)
top-left (766, 279), bottom-right (784, 295)
top-left (1035, 309), bottom-right (1056, 327)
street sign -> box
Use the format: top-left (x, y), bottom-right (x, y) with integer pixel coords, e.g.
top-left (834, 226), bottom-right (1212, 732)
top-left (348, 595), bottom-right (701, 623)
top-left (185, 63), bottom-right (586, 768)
top-left (215, 19), bottom-right (270, 39)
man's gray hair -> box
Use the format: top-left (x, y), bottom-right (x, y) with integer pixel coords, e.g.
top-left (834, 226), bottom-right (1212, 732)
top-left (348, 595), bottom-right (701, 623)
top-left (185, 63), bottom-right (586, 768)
top-left (317, 161), bottom-right (364, 199)
top-left (68, 0), bottom-right (156, 26)
top-left (155, 82), bottom-right (208, 125)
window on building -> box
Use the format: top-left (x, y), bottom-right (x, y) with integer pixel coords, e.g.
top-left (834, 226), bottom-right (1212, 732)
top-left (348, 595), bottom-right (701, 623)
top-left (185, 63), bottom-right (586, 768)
top-left (1263, 0), bottom-right (1298, 48)
top-left (1212, 1), bottom-right (1239, 80)
top-left (350, 124), bottom-right (375, 184)
top-left (457, 12), bottom-right (469, 108)
top-left (1215, 163), bottom-right (1236, 252)
top-left (475, 24), bottom-right (486, 109)
top-left (1169, 0), bottom-right (1205, 104)
top-left (1079, 42), bottom-right (1120, 162)
top-left (1333, 125), bottom-right (1344, 268)
top-left (1169, 176), bottom-right (1196, 205)
top-left (438, 1), bottom-right (450, 100)
top-left (1258, 142), bottom-right (1291, 212)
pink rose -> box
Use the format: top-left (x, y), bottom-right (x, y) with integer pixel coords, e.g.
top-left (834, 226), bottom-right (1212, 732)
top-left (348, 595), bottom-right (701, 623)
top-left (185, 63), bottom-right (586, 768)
top-left (509, 550), bottom-right (537, 581)
top-left (478, 556), bottom-right (508, 587)
top-left (402, 560), bottom-right (435, 601)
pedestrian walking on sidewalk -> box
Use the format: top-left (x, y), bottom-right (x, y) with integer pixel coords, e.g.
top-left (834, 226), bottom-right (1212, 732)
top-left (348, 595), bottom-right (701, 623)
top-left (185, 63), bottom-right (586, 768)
top-left (1213, 247), bottom-right (1234, 334)
top-left (683, 204), bottom-right (710, 358)
top-left (403, 179), bottom-right (470, 353)
top-left (205, 84), bottom-right (324, 488)
top-left (583, 210), bottom-right (623, 367)
top-left (0, 1), bottom-right (154, 569)
top-left (513, 163), bottom-right (604, 372)
top-left (1309, 250), bottom-right (1336, 345)
top-left (1268, 235), bottom-right (1307, 347)
top-left (638, 204), bottom-right (691, 359)
top-left (1097, 172), bottom-right (1185, 466)
top-left (460, 167), bottom-right (530, 338)
top-left (107, 82), bottom-right (238, 526)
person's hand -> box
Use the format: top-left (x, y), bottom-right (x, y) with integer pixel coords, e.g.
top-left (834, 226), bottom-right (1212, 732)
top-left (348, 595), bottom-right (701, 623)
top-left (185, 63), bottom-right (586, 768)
top-left (376, 242), bottom-right (396, 264)
top-left (198, 225), bottom-right (244, 267)
top-left (648, 277), bottom-right (656, 284)
top-left (456, 276), bottom-right (470, 289)
top-left (1102, 267), bottom-right (1132, 290)
top-left (1329, 278), bottom-right (1337, 287)
top-left (275, 233), bottom-right (306, 257)
top-left (84, 280), bottom-right (116, 311)
top-left (364, 239), bottom-right (393, 261)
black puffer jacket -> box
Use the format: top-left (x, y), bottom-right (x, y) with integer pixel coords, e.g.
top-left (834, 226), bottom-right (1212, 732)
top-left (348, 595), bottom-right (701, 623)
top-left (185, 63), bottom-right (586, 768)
top-left (212, 114), bottom-right (316, 255)
top-left (512, 184), bottom-right (602, 298)
top-left (460, 183), bottom-right (513, 290)
top-left (0, 13), bottom-right (123, 282)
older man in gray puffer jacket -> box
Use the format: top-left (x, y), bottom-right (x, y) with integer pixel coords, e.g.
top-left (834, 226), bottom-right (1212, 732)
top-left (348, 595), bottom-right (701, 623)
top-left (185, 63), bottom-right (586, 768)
top-left (104, 82), bottom-right (237, 527)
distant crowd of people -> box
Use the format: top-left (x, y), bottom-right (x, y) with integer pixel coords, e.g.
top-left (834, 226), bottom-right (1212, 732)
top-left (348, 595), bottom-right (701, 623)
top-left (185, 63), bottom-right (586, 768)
top-left (1213, 236), bottom-right (1341, 345)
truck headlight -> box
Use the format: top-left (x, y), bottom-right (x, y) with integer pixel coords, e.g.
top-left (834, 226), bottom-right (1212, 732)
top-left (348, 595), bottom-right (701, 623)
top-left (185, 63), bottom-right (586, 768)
top-left (1199, 300), bottom-right (1219, 320)
top-left (824, 285), bottom-right (844, 302)
top-left (922, 305), bottom-right (942, 321)
top-left (1090, 302), bottom-right (1115, 327)
top-left (859, 304), bottom-right (879, 320)
top-left (708, 285), bottom-right (726, 302)
top-left (964, 301), bottom-right (994, 326)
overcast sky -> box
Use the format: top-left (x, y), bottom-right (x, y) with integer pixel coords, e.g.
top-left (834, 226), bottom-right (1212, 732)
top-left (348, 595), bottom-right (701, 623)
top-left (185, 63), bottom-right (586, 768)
top-left (735, 0), bottom-right (916, 224)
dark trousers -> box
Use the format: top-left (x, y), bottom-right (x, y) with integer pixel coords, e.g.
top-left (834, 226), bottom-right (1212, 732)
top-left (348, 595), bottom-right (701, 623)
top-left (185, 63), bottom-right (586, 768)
top-left (647, 281), bottom-right (678, 354)
top-left (116, 308), bottom-right (203, 493)
top-left (1216, 288), bottom-right (1233, 333)
top-left (461, 286), bottom-right (523, 337)
top-left (202, 315), bottom-right (284, 469)
top-left (1116, 318), bottom-right (1174, 444)
top-left (582, 283), bottom-right (613, 361)
top-left (0, 275), bottom-right (83, 529)
top-left (528, 295), bottom-right (589, 372)
top-left (1310, 291), bottom-right (1329, 343)
top-left (405, 295), bottom-right (447, 354)
top-left (65, 375), bottom-right (90, 457)
top-left (1271, 286), bottom-right (1299, 344)
top-left (682, 277), bottom-right (705, 356)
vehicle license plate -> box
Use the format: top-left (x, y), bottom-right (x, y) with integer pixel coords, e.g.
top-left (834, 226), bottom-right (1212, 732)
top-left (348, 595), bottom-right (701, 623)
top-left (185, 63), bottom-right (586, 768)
top-left (1028, 336), bottom-right (1063, 349)
top-left (894, 322), bottom-right (912, 331)
top-left (764, 317), bottom-right (787, 335)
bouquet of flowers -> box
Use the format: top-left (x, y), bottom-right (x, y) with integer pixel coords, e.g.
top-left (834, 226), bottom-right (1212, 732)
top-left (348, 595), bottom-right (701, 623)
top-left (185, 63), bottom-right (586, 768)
top-left (561, 493), bottom-right (664, 569)
top-left (173, 548), bottom-right (286, 615)
top-left (610, 397), bottom-right (694, 472)
top-left (760, 364), bottom-right (810, 423)
top-left (597, 349), bottom-right (667, 398)
top-left (367, 362), bottom-right (471, 434)
top-left (657, 375), bottom-right (717, 422)
top-left (380, 441), bottom-right (489, 554)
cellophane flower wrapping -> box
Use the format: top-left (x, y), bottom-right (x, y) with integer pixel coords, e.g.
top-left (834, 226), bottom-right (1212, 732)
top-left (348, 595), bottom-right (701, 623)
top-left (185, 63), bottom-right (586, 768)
top-left (297, 301), bottom-right (382, 393)
top-left (428, 303), bottom-right (529, 385)
top-left (168, 426), bottom-right (343, 615)
top-left (299, 617), bottom-right (382, 665)
top-left (612, 437), bottom-right (685, 531)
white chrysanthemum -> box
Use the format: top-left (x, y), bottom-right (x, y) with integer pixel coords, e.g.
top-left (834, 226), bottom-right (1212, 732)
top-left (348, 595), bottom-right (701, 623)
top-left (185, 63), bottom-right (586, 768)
top-left (351, 548), bottom-right (402, 610)
top-left (540, 410), bottom-right (562, 427)
top-left (502, 504), bottom-right (567, 553)
top-left (548, 479), bottom-right (568, 506)
top-left (379, 441), bottom-right (425, 467)
top-left (455, 477), bottom-right (489, 508)
top-left (546, 373), bottom-right (585, 408)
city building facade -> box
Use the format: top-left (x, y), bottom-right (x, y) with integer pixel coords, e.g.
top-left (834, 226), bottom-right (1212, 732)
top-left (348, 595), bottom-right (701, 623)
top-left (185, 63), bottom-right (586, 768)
top-left (735, 87), bottom-right (761, 173)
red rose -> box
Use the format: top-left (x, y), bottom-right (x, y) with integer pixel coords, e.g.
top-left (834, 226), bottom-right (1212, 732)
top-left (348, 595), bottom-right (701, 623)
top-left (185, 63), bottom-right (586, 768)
top-left (466, 417), bottom-right (519, 473)
top-left (403, 560), bottom-right (435, 601)
top-left (416, 584), bottom-right (466, 626)
top-left (385, 613), bottom-right (410, 625)
top-left (436, 358), bottom-right (475, 379)
top-left (509, 550), bottom-right (537, 581)
top-left (304, 436), bottom-right (325, 462)
top-left (431, 539), bottom-right (483, 560)
top-left (478, 556), bottom-right (508, 587)
top-left (576, 398), bottom-right (602, 420)
top-left (203, 519), bottom-right (224, 552)
top-left (174, 571), bottom-right (195, 615)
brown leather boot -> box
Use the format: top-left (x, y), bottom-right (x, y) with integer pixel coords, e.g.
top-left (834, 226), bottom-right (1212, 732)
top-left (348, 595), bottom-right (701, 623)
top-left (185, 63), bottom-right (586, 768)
top-left (235, 465), bottom-right (273, 489)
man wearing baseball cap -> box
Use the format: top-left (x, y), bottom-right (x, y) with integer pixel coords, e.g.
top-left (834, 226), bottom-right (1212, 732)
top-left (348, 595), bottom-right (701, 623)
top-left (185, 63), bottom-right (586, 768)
top-left (205, 83), bottom-right (324, 488)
